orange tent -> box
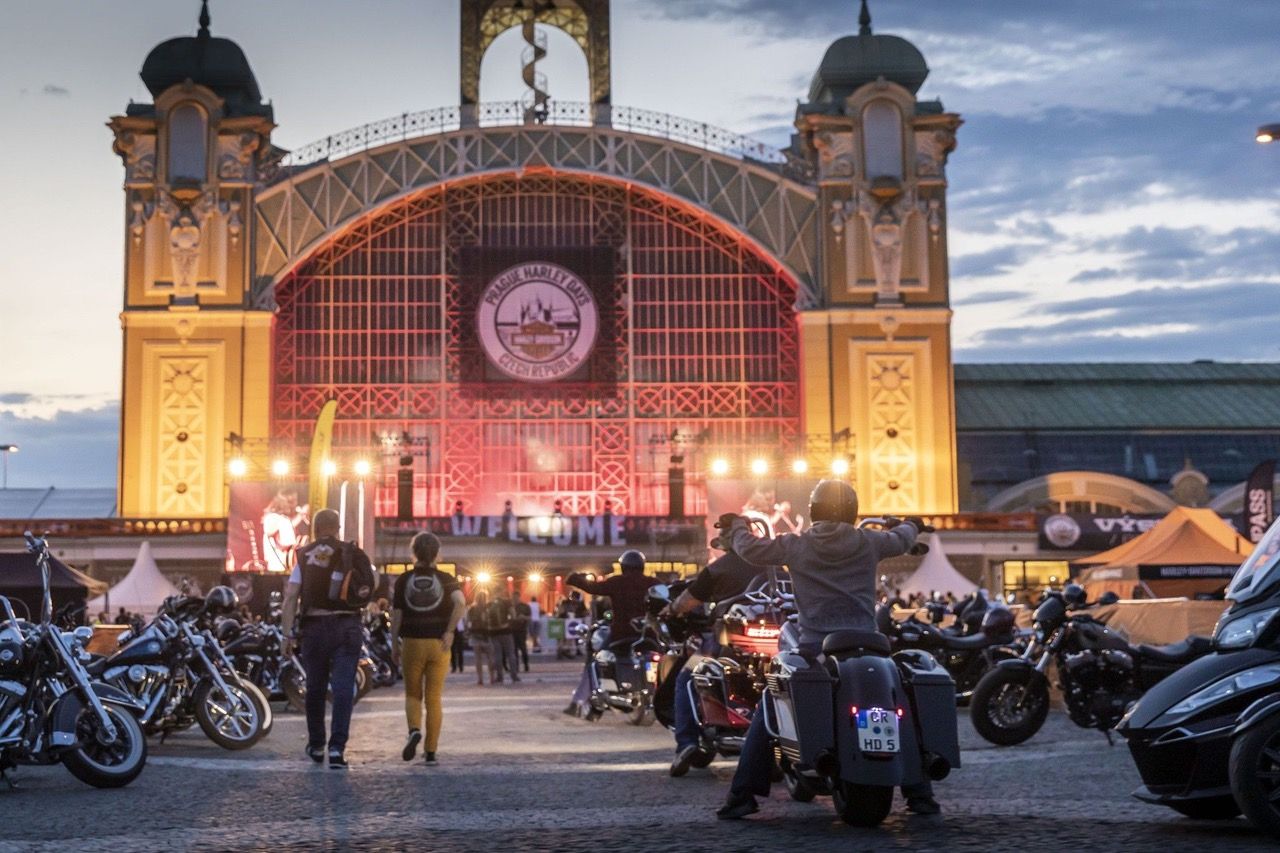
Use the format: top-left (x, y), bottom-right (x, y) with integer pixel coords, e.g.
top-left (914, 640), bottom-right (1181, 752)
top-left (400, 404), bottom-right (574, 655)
top-left (1075, 507), bottom-right (1252, 599)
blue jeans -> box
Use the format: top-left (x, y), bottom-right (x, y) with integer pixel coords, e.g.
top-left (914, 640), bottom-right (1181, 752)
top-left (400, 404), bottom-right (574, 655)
top-left (300, 614), bottom-right (363, 752)
top-left (728, 703), bottom-right (934, 801)
top-left (673, 668), bottom-right (700, 752)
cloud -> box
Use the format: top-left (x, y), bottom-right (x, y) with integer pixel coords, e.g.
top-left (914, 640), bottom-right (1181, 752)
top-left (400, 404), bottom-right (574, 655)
top-left (952, 290), bottom-right (1027, 307)
top-left (41, 83), bottom-right (69, 97)
top-left (1070, 268), bottom-right (1121, 284)
top-left (0, 402), bottom-right (118, 489)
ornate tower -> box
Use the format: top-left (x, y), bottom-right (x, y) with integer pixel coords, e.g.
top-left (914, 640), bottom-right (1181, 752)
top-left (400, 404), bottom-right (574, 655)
top-left (109, 3), bottom-right (277, 517)
top-left (459, 0), bottom-right (611, 123)
top-left (795, 1), bottom-right (962, 514)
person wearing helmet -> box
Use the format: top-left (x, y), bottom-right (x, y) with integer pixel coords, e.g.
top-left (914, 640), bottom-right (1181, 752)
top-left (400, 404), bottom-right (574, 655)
top-left (715, 480), bottom-right (938, 819)
top-left (563, 550), bottom-right (654, 718)
top-left (204, 585), bottom-right (239, 616)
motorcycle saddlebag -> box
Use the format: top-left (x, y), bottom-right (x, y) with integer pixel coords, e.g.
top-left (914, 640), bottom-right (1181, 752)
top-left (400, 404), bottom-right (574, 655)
top-left (895, 650), bottom-right (961, 772)
top-left (768, 652), bottom-right (834, 767)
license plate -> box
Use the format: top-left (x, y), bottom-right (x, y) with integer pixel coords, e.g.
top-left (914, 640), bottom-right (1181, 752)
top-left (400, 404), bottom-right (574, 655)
top-left (644, 660), bottom-right (658, 683)
top-left (856, 707), bottom-right (900, 754)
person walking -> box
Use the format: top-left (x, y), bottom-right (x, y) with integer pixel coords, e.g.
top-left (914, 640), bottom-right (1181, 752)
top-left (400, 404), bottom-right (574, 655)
top-left (449, 615), bottom-right (467, 673)
top-left (528, 596), bottom-right (543, 652)
top-left (512, 597), bottom-right (532, 673)
top-left (467, 589), bottom-right (496, 685)
top-left (390, 532), bottom-right (465, 767)
top-left (281, 508), bottom-right (374, 769)
top-left (488, 594), bottom-right (520, 683)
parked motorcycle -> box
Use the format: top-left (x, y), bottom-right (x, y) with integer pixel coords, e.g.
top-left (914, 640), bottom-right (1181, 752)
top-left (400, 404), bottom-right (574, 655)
top-left (761, 517), bottom-right (959, 827)
top-left (877, 600), bottom-right (1023, 704)
top-left (0, 533), bottom-right (147, 788)
top-left (87, 589), bottom-right (267, 750)
top-left (1117, 518), bottom-right (1280, 826)
top-left (363, 611), bottom-right (399, 688)
top-left (971, 586), bottom-right (1212, 746)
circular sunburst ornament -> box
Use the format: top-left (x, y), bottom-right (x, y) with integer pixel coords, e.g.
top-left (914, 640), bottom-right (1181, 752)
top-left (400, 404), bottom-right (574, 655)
top-left (476, 262), bottom-right (598, 382)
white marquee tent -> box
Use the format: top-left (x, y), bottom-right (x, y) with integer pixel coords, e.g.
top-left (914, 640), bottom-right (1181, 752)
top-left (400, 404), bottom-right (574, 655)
top-left (87, 541), bottom-right (182, 618)
top-left (896, 534), bottom-right (978, 598)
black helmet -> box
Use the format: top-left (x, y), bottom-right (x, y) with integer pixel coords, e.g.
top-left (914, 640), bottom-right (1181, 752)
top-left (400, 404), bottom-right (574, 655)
top-left (619, 549), bottom-right (646, 572)
top-left (981, 606), bottom-right (1016, 639)
top-left (1097, 591), bottom-right (1120, 606)
top-left (1063, 583), bottom-right (1087, 608)
top-left (205, 585), bottom-right (239, 615)
top-left (809, 479), bottom-right (858, 524)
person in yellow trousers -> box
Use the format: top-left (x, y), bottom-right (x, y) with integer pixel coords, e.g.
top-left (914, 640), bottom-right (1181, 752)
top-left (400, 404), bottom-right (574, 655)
top-left (391, 532), bottom-right (466, 766)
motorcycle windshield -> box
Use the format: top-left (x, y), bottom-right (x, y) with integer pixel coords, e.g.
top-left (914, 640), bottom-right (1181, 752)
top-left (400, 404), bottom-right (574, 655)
top-left (1226, 518), bottom-right (1280, 604)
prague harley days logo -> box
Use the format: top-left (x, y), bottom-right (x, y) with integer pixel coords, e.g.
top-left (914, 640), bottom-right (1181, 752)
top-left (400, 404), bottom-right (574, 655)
top-left (477, 262), bottom-right (598, 382)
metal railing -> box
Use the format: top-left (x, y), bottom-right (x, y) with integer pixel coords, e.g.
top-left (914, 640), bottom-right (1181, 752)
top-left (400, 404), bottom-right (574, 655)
top-left (277, 101), bottom-right (788, 172)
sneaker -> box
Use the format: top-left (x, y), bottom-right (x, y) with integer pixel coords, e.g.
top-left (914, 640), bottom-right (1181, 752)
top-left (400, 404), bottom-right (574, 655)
top-left (563, 703), bottom-right (581, 717)
top-left (510, 675), bottom-right (521, 683)
top-left (424, 751), bottom-right (438, 766)
top-left (716, 793), bottom-right (759, 820)
top-left (328, 749), bottom-right (348, 769)
top-left (305, 744), bottom-right (325, 764)
top-left (906, 795), bottom-right (941, 815)
top-left (669, 744), bottom-right (701, 778)
top-left (402, 729), bottom-right (422, 762)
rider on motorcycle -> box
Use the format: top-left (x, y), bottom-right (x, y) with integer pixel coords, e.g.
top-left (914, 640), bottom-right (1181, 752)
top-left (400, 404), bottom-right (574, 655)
top-left (714, 479), bottom-right (939, 819)
top-left (664, 549), bottom-right (782, 777)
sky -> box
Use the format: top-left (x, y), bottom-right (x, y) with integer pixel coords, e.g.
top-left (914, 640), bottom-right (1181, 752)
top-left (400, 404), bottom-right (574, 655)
top-left (0, 0), bottom-right (1278, 488)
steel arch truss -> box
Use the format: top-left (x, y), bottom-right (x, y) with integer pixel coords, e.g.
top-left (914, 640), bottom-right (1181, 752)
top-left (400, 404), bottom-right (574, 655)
top-left (255, 125), bottom-right (821, 308)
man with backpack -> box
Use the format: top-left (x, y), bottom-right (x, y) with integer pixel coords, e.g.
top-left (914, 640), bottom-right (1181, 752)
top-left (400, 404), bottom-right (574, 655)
top-left (281, 508), bottom-right (377, 769)
top-left (487, 594), bottom-right (521, 683)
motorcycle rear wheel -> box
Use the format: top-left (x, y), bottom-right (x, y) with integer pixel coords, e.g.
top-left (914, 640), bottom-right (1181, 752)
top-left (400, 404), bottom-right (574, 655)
top-left (1230, 713), bottom-right (1280, 832)
top-left (780, 759), bottom-right (817, 802)
top-left (970, 667), bottom-right (1050, 746)
top-left (61, 703), bottom-right (147, 789)
top-left (627, 703), bottom-right (655, 726)
top-left (833, 781), bottom-right (894, 827)
top-left (193, 679), bottom-right (264, 750)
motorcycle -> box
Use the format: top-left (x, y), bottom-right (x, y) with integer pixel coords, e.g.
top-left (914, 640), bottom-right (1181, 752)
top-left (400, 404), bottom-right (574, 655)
top-left (0, 533), bottom-right (148, 788)
top-left (363, 611), bottom-right (399, 688)
top-left (763, 517), bottom-right (961, 827)
top-left (877, 599), bottom-right (1024, 704)
top-left (579, 589), bottom-right (670, 726)
top-left (971, 587), bottom-right (1212, 746)
top-left (87, 590), bottom-right (268, 750)
top-left (1118, 517), bottom-right (1280, 827)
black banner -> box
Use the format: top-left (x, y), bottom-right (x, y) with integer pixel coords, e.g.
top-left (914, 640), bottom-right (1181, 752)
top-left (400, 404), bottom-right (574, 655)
top-left (1243, 459), bottom-right (1276, 544)
top-left (1138, 564), bottom-right (1239, 580)
top-left (1039, 513), bottom-right (1163, 551)
top-left (380, 514), bottom-right (705, 548)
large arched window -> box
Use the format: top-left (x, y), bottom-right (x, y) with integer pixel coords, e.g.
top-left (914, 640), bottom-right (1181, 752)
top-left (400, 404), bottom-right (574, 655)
top-left (863, 100), bottom-right (903, 180)
top-left (168, 103), bottom-right (207, 183)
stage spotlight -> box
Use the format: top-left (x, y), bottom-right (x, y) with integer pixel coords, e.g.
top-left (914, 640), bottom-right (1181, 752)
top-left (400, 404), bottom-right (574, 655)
top-left (791, 458), bottom-right (809, 475)
top-left (710, 458), bottom-right (730, 476)
top-left (750, 458), bottom-right (769, 476)
top-left (228, 458), bottom-right (248, 478)
top-left (321, 459), bottom-right (338, 477)
top-left (831, 457), bottom-right (850, 476)
top-left (353, 459), bottom-right (372, 477)
top-left (271, 459), bottom-right (290, 477)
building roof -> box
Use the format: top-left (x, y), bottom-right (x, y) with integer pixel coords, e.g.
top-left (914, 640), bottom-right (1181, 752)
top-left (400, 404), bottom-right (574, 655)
top-left (955, 362), bottom-right (1280, 431)
top-left (0, 488), bottom-right (118, 520)
top-left (807, 2), bottom-right (929, 104)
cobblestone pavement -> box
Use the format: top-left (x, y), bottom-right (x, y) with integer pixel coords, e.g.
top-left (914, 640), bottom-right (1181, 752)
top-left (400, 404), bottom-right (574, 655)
top-left (0, 659), bottom-right (1266, 852)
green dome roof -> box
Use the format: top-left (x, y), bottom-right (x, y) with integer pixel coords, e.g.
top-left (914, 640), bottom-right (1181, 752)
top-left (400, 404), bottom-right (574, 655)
top-left (807, 4), bottom-right (929, 103)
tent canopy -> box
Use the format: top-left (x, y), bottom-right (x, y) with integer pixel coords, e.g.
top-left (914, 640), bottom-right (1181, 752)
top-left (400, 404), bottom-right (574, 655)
top-left (1075, 506), bottom-right (1251, 569)
top-left (896, 534), bottom-right (978, 598)
top-left (87, 541), bottom-right (181, 619)
top-left (0, 551), bottom-right (106, 620)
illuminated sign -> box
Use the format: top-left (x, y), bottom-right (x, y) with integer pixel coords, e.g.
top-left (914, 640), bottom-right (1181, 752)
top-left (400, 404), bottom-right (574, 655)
top-left (476, 262), bottom-right (598, 382)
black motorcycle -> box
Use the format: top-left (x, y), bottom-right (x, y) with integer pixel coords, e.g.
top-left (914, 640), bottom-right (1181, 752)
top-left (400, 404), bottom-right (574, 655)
top-left (88, 590), bottom-right (268, 750)
top-left (877, 600), bottom-right (1023, 704)
top-left (1118, 518), bottom-right (1280, 827)
top-left (971, 586), bottom-right (1212, 746)
top-left (363, 611), bottom-right (399, 688)
top-left (578, 588), bottom-right (670, 725)
top-left (0, 533), bottom-right (148, 788)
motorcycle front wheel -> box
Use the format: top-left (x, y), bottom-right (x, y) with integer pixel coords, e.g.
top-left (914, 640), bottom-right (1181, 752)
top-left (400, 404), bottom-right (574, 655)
top-left (1229, 712), bottom-right (1280, 832)
top-left (626, 701), bottom-right (655, 726)
top-left (833, 781), bottom-right (893, 827)
top-left (970, 667), bottom-right (1050, 746)
top-left (240, 679), bottom-right (274, 738)
top-left (193, 679), bottom-right (264, 750)
top-left (61, 703), bottom-right (148, 789)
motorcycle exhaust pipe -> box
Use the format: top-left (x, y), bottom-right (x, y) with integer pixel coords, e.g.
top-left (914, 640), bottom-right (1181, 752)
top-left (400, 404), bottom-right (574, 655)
top-left (814, 749), bottom-right (839, 778)
top-left (922, 751), bottom-right (951, 781)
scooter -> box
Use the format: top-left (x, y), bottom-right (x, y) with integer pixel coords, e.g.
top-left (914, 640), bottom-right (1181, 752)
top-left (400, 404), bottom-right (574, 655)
top-left (1118, 517), bottom-right (1280, 827)
top-left (763, 518), bottom-right (961, 827)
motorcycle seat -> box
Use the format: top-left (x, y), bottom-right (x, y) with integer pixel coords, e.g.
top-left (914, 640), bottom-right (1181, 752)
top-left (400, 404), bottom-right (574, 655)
top-left (821, 630), bottom-right (891, 658)
top-left (84, 655), bottom-right (108, 677)
top-left (1136, 635), bottom-right (1213, 664)
top-left (940, 632), bottom-right (992, 650)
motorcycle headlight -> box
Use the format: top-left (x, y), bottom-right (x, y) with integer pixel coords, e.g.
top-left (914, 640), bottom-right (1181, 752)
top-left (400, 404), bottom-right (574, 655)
top-left (1159, 663), bottom-right (1280, 721)
top-left (1214, 607), bottom-right (1279, 650)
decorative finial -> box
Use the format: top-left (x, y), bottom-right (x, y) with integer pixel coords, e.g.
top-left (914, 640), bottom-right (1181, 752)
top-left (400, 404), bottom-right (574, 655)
top-left (198, 0), bottom-right (211, 40)
top-left (859, 0), bottom-right (872, 35)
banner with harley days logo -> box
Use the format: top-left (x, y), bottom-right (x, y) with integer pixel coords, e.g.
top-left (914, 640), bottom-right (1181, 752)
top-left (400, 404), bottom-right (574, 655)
top-left (1242, 459), bottom-right (1276, 544)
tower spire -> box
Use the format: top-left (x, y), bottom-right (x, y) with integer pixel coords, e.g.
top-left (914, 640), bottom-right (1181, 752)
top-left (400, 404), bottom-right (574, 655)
top-left (859, 0), bottom-right (872, 36)
top-left (198, 0), bottom-right (211, 40)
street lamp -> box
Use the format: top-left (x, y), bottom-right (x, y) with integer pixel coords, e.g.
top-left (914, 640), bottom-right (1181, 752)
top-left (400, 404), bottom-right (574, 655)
top-left (1257, 123), bottom-right (1280, 144)
top-left (0, 444), bottom-right (17, 489)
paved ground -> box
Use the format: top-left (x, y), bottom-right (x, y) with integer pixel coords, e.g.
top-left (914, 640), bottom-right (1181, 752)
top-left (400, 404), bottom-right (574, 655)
top-left (0, 658), bottom-right (1268, 852)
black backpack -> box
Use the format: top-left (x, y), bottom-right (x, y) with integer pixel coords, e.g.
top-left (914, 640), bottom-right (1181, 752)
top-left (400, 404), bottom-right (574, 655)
top-left (326, 542), bottom-right (377, 608)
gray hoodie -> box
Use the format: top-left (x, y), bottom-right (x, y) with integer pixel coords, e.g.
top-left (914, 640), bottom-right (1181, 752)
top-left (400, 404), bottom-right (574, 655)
top-left (729, 518), bottom-right (917, 644)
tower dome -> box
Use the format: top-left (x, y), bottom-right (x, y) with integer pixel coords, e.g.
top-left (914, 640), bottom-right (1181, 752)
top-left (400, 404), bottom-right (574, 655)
top-left (139, 1), bottom-right (268, 117)
top-left (808, 1), bottom-right (929, 103)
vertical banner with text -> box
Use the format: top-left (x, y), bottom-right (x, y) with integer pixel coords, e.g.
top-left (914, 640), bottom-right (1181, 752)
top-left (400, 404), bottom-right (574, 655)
top-left (1244, 460), bottom-right (1277, 544)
